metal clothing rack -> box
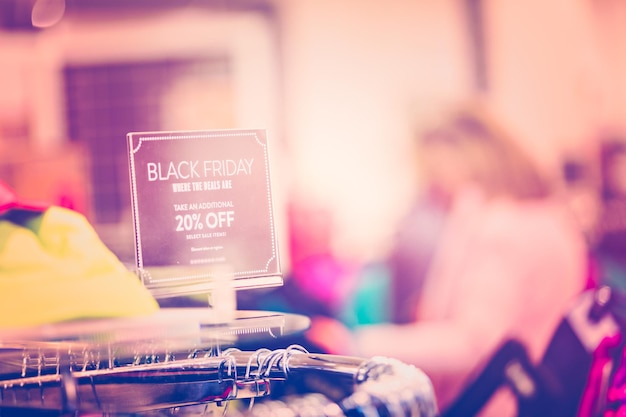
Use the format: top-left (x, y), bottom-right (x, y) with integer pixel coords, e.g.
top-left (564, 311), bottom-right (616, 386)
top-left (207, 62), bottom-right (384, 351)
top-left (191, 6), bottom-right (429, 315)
top-left (0, 312), bottom-right (438, 417)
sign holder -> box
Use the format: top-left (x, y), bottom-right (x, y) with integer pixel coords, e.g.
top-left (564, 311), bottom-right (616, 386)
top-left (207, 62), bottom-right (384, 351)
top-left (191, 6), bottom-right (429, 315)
top-left (127, 129), bottom-right (283, 300)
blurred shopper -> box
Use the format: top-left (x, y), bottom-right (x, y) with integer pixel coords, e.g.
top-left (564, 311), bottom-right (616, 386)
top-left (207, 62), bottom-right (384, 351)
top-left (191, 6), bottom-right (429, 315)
top-left (590, 137), bottom-right (626, 316)
top-left (561, 157), bottom-right (601, 249)
top-left (307, 101), bottom-right (587, 416)
top-left (573, 135), bottom-right (626, 417)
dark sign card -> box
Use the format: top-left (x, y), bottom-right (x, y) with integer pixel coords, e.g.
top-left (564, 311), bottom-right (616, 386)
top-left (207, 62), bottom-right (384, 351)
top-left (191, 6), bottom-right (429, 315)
top-left (127, 129), bottom-right (282, 298)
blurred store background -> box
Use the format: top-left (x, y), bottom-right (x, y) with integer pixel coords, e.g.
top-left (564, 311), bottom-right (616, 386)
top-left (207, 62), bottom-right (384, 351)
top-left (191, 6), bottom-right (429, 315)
top-left (0, 0), bottom-right (625, 281)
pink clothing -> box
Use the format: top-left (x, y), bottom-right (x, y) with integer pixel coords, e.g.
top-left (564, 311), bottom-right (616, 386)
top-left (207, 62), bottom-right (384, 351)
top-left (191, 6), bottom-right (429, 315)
top-left (355, 187), bottom-right (587, 414)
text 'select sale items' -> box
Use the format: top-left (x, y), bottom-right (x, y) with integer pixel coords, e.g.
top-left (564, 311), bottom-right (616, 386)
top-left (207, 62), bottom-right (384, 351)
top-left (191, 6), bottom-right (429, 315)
top-left (127, 129), bottom-right (282, 298)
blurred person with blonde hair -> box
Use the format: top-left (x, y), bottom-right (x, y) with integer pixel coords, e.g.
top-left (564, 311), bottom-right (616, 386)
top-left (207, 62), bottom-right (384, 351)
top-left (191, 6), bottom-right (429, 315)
top-left (307, 101), bottom-right (587, 416)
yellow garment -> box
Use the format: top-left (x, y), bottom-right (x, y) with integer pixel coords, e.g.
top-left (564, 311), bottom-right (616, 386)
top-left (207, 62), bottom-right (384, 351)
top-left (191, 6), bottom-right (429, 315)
top-left (0, 206), bottom-right (159, 328)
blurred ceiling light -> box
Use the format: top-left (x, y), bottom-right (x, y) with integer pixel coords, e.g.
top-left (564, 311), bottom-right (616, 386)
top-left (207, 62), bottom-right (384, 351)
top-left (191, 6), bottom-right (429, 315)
top-left (31, 0), bottom-right (66, 29)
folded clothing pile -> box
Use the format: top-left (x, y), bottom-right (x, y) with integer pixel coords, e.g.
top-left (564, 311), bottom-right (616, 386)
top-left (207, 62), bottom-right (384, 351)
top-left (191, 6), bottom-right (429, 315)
top-left (0, 182), bottom-right (159, 328)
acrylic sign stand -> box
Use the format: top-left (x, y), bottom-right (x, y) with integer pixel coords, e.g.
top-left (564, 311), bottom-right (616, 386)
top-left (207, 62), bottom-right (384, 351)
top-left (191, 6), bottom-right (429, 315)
top-left (126, 128), bottom-right (283, 300)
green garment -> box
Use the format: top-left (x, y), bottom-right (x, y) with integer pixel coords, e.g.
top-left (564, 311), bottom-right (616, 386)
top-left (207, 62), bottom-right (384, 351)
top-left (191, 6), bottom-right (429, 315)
top-left (0, 206), bottom-right (159, 328)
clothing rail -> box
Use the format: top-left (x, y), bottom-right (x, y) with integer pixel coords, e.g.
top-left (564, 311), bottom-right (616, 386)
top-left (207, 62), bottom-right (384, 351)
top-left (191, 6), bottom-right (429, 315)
top-left (0, 344), bottom-right (438, 417)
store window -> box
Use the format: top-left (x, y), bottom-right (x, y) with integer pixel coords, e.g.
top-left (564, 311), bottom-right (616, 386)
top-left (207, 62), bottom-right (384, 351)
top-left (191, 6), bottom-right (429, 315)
top-left (64, 57), bottom-right (233, 224)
